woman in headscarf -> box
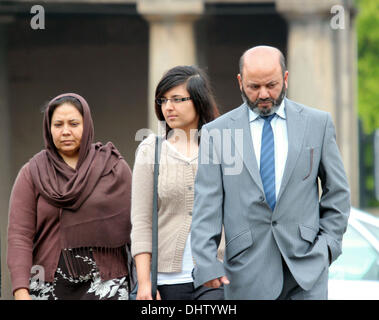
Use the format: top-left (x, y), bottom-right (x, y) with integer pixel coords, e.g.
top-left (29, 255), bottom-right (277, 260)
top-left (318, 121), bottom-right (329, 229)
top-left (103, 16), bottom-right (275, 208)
top-left (7, 93), bottom-right (132, 300)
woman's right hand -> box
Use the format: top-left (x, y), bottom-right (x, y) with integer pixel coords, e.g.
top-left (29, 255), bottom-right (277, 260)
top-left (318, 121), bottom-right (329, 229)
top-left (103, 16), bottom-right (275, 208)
top-left (14, 288), bottom-right (32, 300)
top-left (136, 281), bottom-right (161, 300)
top-left (135, 253), bottom-right (162, 300)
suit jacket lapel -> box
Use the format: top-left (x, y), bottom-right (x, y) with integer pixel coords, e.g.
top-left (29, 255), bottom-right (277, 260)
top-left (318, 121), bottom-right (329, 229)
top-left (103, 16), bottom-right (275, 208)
top-left (276, 99), bottom-right (307, 203)
top-left (229, 103), bottom-right (264, 193)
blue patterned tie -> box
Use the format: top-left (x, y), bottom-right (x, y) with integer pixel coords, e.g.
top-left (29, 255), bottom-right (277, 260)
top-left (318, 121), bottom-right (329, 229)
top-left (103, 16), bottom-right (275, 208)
top-left (260, 114), bottom-right (276, 211)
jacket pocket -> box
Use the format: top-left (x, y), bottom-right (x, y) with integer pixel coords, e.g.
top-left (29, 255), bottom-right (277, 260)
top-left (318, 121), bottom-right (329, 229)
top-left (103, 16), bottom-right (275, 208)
top-left (302, 146), bottom-right (320, 180)
top-left (299, 225), bottom-right (318, 244)
top-left (226, 229), bottom-right (253, 261)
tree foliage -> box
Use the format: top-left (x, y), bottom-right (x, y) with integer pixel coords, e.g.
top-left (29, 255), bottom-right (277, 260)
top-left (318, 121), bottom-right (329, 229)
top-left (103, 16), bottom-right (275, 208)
top-left (356, 0), bottom-right (379, 134)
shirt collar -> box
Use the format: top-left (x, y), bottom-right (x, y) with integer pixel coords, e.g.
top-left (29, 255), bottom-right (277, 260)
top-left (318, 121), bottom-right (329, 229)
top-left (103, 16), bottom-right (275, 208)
top-left (249, 99), bottom-right (286, 123)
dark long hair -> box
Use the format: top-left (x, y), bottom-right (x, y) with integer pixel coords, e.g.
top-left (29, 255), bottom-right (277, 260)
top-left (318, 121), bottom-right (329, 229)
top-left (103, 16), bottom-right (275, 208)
top-left (154, 65), bottom-right (220, 139)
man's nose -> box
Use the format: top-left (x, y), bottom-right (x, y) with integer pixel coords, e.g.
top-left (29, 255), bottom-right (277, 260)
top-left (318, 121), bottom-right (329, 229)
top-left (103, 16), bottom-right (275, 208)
top-left (258, 87), bottom-right (270, 99)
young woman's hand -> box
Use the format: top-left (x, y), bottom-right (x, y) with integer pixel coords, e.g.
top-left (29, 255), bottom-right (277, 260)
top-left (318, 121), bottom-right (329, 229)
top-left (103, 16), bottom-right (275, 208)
top-left (136, 281), bottom-right (161, 300)
top-left (135, 253), bottom-right (162, 300)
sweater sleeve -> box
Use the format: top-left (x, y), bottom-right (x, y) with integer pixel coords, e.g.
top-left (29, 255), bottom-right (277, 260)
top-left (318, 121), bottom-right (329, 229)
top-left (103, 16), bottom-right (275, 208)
top-left (130, 135), bottom-right (155, 257)
top-left (7, 163), bottom-right (37, 295)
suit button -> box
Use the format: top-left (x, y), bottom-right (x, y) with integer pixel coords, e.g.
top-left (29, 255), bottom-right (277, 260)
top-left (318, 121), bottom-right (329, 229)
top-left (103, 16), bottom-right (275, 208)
top-left (272, 221), bottom-right (277, 226)
top-left (259, 196), bottom-right (265, 202)
top-left (189, 211), bottom-right (192, 216)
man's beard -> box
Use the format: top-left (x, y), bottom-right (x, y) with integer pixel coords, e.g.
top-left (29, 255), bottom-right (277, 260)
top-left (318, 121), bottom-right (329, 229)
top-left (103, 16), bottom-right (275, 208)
top-left (241, 83), bottom-right (286, 116)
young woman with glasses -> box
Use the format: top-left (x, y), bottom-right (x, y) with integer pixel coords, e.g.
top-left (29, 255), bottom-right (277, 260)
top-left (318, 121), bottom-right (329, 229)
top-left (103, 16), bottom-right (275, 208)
top-left (131, 65), bottom-right (225, 300)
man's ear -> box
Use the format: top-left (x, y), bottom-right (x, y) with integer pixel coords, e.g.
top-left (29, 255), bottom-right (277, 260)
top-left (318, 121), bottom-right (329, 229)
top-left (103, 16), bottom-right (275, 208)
top-left (237, 74), bottom-right (243, 91)
top-left (284, 71), bottom-right (289, 90)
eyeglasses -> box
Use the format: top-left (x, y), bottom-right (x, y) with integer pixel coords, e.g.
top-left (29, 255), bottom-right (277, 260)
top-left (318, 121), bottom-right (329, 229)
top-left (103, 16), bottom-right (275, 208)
top-left (156, 97), bottom-right (192, 105)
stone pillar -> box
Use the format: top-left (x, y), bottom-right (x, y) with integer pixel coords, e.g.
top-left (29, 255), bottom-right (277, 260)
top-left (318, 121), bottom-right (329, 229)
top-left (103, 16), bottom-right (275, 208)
top-left (336, 2), bottom-right (359, 208)
top-left (276, 0), bottom-right (359, 206)
top-left (137, 0), bottom-right (204, 133)
top-left (0, 16), bottom-right (13, 300)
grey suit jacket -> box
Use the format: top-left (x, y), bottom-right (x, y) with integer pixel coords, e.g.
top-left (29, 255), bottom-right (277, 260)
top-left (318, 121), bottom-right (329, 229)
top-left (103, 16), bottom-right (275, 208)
top-left (191, 98), bottom-right (350, 299)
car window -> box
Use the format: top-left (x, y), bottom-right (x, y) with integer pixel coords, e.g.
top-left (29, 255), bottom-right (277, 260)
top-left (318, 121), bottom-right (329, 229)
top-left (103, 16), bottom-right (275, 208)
top-left (359, 221), bottom-right (379, 240)
top-left (329, 225), bottom-right (379, 281)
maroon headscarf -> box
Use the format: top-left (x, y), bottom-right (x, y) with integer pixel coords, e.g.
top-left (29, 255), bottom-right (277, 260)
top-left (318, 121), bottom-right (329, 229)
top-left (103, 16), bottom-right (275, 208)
top-left (29, 93), bottom-right (131, 249)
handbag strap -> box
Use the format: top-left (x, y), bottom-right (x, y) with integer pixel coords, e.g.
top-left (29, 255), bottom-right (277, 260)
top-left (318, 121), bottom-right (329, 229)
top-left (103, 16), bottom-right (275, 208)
top-left (151, 135), bottom-right (162, 300)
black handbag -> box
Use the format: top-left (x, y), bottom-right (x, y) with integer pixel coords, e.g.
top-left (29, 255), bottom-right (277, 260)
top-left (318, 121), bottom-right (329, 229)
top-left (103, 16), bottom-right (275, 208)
top-left (126, 243), bottom-right (138, 300)
top-left (151, 135), bottom-right (162, 299)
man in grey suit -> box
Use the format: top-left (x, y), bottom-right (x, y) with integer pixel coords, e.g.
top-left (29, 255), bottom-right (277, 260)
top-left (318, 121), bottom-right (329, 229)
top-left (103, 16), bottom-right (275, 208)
top-left (191, 45), bottom-right (350, 299)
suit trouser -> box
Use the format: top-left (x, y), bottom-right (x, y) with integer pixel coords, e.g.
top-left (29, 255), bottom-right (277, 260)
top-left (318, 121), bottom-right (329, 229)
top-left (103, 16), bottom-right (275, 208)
top-left (277, 257), bottom-right (328, 300)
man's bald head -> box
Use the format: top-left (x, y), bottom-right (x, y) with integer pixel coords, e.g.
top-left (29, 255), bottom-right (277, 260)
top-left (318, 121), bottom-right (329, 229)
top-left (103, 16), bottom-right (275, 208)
top-left (237, 45), bottom-right (288, 116)
top-left (239, 46), bottom-right (286, 78)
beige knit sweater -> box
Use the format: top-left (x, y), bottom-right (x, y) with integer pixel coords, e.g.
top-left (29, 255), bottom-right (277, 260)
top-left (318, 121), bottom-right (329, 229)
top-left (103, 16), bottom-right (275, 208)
top-left (131, 134), bottom-right (224, 273)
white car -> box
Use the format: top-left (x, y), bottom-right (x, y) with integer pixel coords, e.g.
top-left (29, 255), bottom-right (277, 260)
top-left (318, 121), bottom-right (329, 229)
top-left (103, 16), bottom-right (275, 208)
top-left (328, 207), bottom-right (379, 300)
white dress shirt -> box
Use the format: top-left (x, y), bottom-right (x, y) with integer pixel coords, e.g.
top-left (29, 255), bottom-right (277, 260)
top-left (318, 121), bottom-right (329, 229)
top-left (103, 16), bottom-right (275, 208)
top-left (248, 100), bottom-right (288, 199)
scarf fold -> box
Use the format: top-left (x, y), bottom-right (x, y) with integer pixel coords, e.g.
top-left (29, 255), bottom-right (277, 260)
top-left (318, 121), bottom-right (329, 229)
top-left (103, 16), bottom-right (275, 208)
top-left (29, 93), bottom-right (131, 253)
